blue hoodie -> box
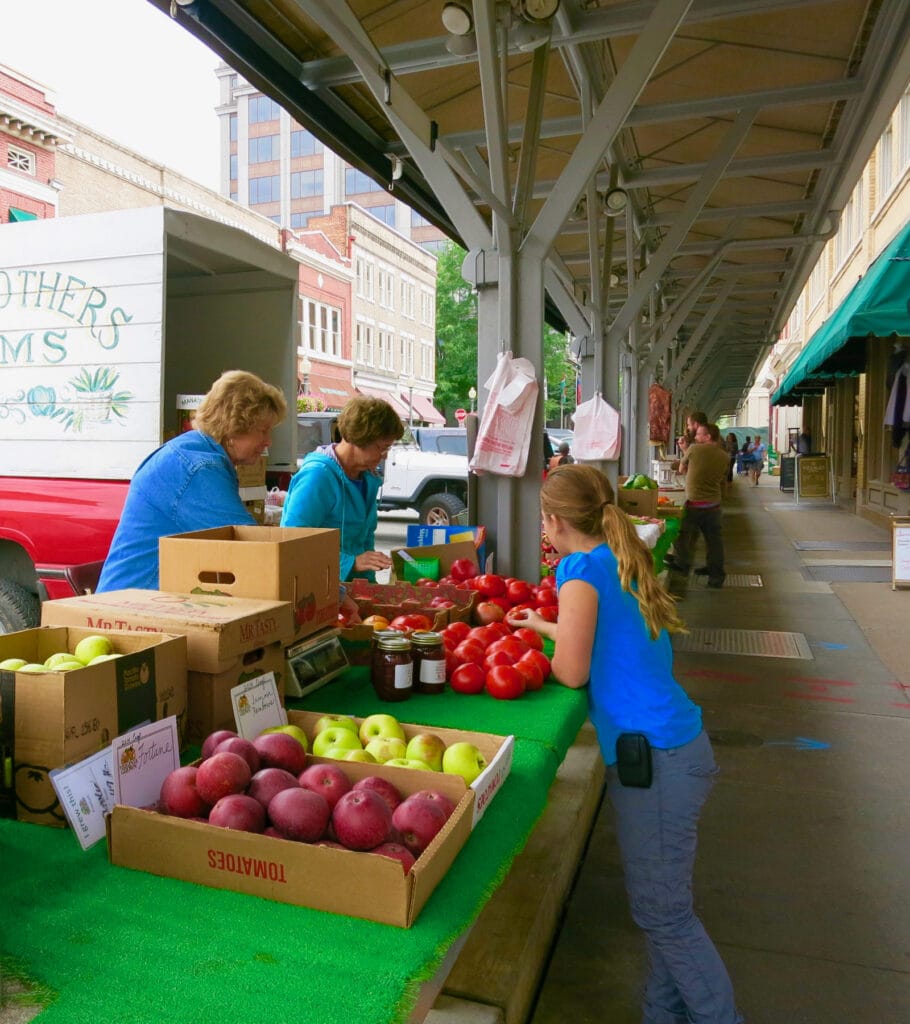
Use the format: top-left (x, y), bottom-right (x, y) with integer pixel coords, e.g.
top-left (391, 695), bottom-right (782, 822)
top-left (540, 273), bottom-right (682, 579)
top-left (280, 445), bottom-right (382, 581)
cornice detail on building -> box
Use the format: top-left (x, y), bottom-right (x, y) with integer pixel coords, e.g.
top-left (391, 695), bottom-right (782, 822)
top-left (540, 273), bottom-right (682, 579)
top-left (0, 94), bottom-right (71, 149)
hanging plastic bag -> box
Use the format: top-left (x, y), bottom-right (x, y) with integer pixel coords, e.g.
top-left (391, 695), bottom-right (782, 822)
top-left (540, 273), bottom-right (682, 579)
top-left (469, 352), bottom-right (539, 477)
top-left (571, 393), bottom-right (621, 461)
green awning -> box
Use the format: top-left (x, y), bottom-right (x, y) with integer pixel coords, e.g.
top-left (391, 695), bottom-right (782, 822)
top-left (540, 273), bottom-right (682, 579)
top-left (8, 207), bottom-right (38, 222)
top-left (772, 221), bottom-right (910, 406)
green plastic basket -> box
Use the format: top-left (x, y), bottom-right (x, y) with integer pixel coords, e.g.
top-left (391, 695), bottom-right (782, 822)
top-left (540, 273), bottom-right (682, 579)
top-left (402, 557), bottom-right (441, 583)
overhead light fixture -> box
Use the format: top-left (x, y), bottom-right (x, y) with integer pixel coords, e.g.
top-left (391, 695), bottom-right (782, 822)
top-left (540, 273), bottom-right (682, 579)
top-left (444, 31), bottom-right (477, 56)
top-left (511, 20), bottom-right (550, 51)
top-left (518, 0), bottom-right (561, 24)
top-left (442, 2), bottom-right (473, 35)
top-left (603, 187), bottom-right (628, 217)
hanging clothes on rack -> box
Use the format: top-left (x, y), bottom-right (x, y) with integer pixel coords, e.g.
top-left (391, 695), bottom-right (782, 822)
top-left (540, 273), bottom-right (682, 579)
top-left (884, 355), bottom-right (910, 447)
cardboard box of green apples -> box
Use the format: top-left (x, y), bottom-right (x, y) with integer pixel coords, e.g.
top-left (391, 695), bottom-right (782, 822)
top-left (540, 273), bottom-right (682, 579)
top-left (0, 625), bottom-right (187, 826)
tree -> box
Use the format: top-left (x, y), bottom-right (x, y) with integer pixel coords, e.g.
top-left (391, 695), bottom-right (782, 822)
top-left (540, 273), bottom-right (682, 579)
top-left (434, 240), bottom-right (578, 426)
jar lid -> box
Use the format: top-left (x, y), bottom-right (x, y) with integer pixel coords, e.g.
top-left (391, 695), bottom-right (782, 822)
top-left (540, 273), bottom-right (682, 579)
top-left (377, 634), bottom-right (412, 651)
top-left (410, 630), bottom-right (443, 647)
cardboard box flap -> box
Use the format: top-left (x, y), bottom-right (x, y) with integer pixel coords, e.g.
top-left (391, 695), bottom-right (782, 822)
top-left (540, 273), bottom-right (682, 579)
top-left (390, 540), bottom-right (479, 582)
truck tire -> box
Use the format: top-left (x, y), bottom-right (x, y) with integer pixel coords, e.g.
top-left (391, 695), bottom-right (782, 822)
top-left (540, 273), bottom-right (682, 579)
top-left (0, 579), bottom-right (40, 634)
top-left (419, 492), bottom-right (467, 526)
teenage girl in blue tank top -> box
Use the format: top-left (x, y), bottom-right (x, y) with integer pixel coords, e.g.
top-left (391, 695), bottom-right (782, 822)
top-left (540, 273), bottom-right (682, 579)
top-left (514, 464), bottom-right (743, 1024)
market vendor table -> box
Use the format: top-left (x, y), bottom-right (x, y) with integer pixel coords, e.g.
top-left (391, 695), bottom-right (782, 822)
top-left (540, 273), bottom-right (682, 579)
top-left (0, 667), bottom-right (588, 1024)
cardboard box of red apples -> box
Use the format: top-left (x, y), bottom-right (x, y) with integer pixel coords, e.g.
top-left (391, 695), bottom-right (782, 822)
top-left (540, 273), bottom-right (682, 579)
top-left (107, 710), bottom-right (512, 927)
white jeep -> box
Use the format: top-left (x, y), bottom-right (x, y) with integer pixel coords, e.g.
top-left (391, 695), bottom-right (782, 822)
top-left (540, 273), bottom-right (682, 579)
top-left (377, 427), bottom-right (469, 525)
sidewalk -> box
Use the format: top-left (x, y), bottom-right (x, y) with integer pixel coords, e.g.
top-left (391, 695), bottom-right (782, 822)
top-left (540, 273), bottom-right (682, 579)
top-left (530, 474), bottom-right (910, 1024)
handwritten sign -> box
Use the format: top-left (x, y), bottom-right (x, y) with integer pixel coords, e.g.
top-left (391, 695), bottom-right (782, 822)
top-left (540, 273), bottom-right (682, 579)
top-left (892, 516), bottom-right (910, 590)
top-left (111, 716), bottom-right (180, 810)
top-left (50, 747), bottom-right (116, 851)
top-left (231, 672), bottom-right (286, 739)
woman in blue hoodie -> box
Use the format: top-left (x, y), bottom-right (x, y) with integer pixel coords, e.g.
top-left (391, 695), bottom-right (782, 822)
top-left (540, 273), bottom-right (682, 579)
top-left (281, 396), bottom-right (403, 582)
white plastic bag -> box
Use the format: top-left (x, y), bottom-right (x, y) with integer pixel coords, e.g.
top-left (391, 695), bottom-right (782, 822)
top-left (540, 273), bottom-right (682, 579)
top-left (571, 393), bottom-right (621, 461)
top-left (469, 352), bottom-right (539, 477)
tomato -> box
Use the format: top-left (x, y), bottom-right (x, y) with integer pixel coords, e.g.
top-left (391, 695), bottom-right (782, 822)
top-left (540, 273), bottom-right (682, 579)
top-left (538, 574), bottom-right (558, 590)
top-left (466, 626), bottom-right (494, 648)
top-left (532, 587), bottom-right (559, 608)
top-left (512, 627), bottom-right (544, 651)
top-left (453, 640), bottom-right (486, 665)
top-left (442, 631), bottom-right (459, 652)
top-left (361, 614), bottom-right (390, 629)
top-left (520, 648), bottom-right (551, 681)
top-left (486, 637), bottom-right (529, 663)
top-left (473, 600), bottom-right (505, 625)
top-left (444, 620), bottom-right (471, 644)
top-left (474, 573), bottom-right (507, 598)
top-left (389, 613), bottom-right (433, 632)
top-left (450, 662), bottom-right (486, 695)
top-left (483, 621), bottom-right (511, 641)
top-left (415, 578), bottom-right (437, 587)
top-left (429, 596), bottom-right (456, 609)
top-left (450, 558), bottom-right (479, 582)
top-left (536, 606), bottom-right (559, 623)
top-left (445, 651), bottom-right (461, 678)
top-left (514, 655), bottom-right (545, 691)
top-left (504, 603), bottom-right (533, 629)
top-left (484, 649), bottom-right (516, 670)
top-left (506, 579), bottom-right (533, 605)
top-left (485, 665), bottom-right (526, 700)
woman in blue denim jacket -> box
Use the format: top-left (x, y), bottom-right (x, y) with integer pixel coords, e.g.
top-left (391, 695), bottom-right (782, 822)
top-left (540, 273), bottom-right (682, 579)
top-left (514, 465), bottom-right (743, 1024)
top-left (97, 370), bottom-right (286, 592)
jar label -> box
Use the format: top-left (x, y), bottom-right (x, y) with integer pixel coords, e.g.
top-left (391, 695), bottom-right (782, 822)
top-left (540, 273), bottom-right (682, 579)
top-left (419, 660), bottom-right (447, 684)
top-left (394, 663), bottom-right (413, 690)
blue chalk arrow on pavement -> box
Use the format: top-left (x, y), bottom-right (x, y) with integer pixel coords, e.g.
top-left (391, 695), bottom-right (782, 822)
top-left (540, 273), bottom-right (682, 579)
top-left (765, 737), bottom-right (830, 750)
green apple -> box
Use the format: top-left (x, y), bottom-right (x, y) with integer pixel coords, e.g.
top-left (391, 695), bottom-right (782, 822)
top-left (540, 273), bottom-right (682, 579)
top-left (364, 736), bottom-right (407, 764)
top-left (54, 660), bottom-right (88, 672)
top-left (358, 713), bottom-right (405, 746)
top-left (73, 635), bottom-right (113, 666)
top-left (312, 714), bottom-right (358, 738)
top-left (312, 726), bottom-right (362, 758)
top-left (18, 663), bottom-right (51, 673)
top-left (0, 658), bottom-right (27, 671)
top-left (442, 741), bottom-right (487, 785)
top-left (343, 749), bottom-right (377, 764)
top-left (45, 652), bottom-right (77, 669)
top-left (384, 757), bottom-right (433, 771)
top-left (87, 653), bottom-right (122, 666)
top-left (260, 723), bottom-right (309, 753)
top-left (405, 732), bottom-right (446, 772)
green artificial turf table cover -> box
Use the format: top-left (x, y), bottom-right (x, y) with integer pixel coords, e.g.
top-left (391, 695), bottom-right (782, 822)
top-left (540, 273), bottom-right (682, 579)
top-left (1, 673), bottom-right (588, 1024)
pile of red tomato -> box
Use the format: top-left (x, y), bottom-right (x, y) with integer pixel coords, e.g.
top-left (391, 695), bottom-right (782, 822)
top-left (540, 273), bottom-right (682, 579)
top-left (441, 620), bottom-right (551, 701)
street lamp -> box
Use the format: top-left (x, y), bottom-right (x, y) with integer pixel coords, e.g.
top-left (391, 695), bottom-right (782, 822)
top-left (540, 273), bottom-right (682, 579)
top-left (468, 386), bottom-right (477, 413)
top-left (406, 375), bottom-right (416, 427)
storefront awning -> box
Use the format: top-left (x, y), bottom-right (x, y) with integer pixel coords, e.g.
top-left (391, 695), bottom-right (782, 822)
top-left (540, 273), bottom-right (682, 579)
top-left (8, 207), bottom-right (37, 222)
top-left (307, 374), bottom-right (355, 411)
top-left (404, 392), bottom-right (446, 425)
top-left (772, 221), bottom-right (910, 406)
top-left (356, 385), bottom-right (410, 419)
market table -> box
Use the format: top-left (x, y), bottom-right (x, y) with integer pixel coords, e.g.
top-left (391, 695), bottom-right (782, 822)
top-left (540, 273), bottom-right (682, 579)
top-left (0, 667), bottom-right (588, 1024)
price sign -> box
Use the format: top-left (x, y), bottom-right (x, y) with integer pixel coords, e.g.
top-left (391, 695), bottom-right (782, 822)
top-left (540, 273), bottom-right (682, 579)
top-left (892, 516), bottom-right (910, 590)
top-left (797, 455), bottom-right (830, 499)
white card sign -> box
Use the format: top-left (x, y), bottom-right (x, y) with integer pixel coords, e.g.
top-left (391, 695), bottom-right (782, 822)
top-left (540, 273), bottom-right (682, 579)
top-left (50, 747), bottom-right (116, 851)
top-left (231, 672), bottom-right (286, 740)
top-left (892, 516), bottom-right (910, 589)
top-left (111, 716), bottom-right (181, 810)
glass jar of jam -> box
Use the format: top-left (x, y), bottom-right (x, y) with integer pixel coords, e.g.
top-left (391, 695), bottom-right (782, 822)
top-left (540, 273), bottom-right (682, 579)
top-left (410, 630), bottom-right (446, 695)
top-left (371, 634), bottom-right (413, 702)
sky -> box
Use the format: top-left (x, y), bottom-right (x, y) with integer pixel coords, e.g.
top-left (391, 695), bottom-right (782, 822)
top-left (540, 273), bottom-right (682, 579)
top-left (2, 0), bottom-right (222, 191)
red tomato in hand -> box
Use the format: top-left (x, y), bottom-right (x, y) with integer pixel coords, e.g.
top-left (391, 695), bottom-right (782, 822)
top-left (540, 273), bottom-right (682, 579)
top-left (504, 604), bottom-right (533, 629)
top-left (536, 605), bottom-right (559, 623)
top-left (512, 627), bottom-right (544, 651)
top-left (514, 655), bottom-right (545, 691)
top-left (450, 662), bottom-right (486, 695)
top-left (474, 573), bottom-right (507, 598)
top-left (485, 665), bottom-right (526, 700)
top-left (450, 558), bottom-right (479, 582)
top-left (506, 579), bottom-right (533, 605)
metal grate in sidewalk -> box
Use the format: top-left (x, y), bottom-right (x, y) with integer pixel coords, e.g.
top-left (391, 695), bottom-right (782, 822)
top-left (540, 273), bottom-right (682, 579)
top-left (713, 573), bottom-right (763, 588)
top-left (801, 565), bottom-right (892, 582)
top-left (672, 628), bottom-right (813, 659)
top-left (766, 502), bottom-right (843, 512)
top-left (793, 540), bottom-right (890, 551)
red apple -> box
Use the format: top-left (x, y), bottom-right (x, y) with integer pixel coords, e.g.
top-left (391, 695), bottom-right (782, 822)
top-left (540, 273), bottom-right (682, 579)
top-left (200, 729), bottom-right (238, 760)
top-left (331, 788), bottom-right (392, 850)
top-left (352, 774), bottom-right (403, 813)
top-left (369, 841), bottom-right (416, 874)
top-left (408, 789), bottom-right (455, 819)
top-left (214, 736), bottom-right (261, 775)
top-left (208, 793), bottom-right (266, 833)
top-left (252, 731), bottom-right (308, 776)
top-left (248, 767), bottom-right (300, 810)
top-left (264, 826), bottom-right (289, 839)
top-left (392, 793), bottom-right (449, 856)
top-left (195, 751), bottom-right (251, 805)
top-left (267, 786), bottom-right (331, 842)
top-left (298, 762), bottom-right (352, 810)
top-left (159, 765), bottom-right (209, 819)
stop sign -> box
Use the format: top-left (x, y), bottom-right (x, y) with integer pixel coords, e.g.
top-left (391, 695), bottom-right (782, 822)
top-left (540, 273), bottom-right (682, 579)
top-left (455, 407), bottom-right (467, 424)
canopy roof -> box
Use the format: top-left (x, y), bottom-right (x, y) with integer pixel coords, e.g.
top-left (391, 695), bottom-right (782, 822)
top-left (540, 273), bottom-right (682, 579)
top-left (155, 0), bottom-right (910, 418)
top-left (772, 221), bottom-right (910, 406)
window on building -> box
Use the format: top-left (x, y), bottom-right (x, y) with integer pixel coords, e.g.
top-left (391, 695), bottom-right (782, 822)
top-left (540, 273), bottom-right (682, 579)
top-left (229, 154), bottom-right (238, 181)
top-left (344, 168), bottom-right (383, 194)
top-left (291, 130), bottom-right (323, 158)
top-left (400, 279), bottom-right (416, 319)
top-left (420, 290), bottom-right (434, 326)
top-left (370, 205), bottom-right (396, 227)
top-left (7, 146), bottom-right (35, 175)
top-left (400, 335), bottom-right (415, 377)
top-left (249, 175), bottom-right (281, 204)
top-left (808, 258), bottom-right (825, 309)
top-left (420, 239), bottom-right (448, 254)
top-left (229, 114), bottom-right (238, 142)
top-left (228, 74), bottom-right (239, 97)
top-left (291, 169), bottom-right (323, 198)
top-left (411, 210), bottom-right (432, 228)
top-left (290, 211), bottom-right (323, 228)
top-left (900, 89), bottom-right (910, 170)
top-left (378, 267), bottom-right (395, 310)
top-left (230, 191), bottom-right (238, 202)
top-left (303, 299), bottom-right (342, 358)
top-left (377, 329), bottom-right (394, 370)
top-left (249, 134), bottom-right (279, 163)
top-left (420, 340), bottom-right (434, 380)
top-left (356, 321), bottom-right (374, 365)
top-left (249, 95), bottom-right (281, 123)
top-left (879, 123), bottom-right (894, 199)
top-left (355, 257), bottom-right (374, 300)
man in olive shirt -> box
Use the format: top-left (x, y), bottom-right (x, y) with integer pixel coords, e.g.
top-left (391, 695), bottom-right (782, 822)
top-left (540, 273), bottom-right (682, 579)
top-left (668, 422), bottom-right (731, 593)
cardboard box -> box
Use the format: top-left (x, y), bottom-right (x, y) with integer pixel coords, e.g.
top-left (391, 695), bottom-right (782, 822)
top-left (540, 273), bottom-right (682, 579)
top-left (0, 626), bottom-right (187, 826)
top-left (159, 525), bottom-right (340, 642)
top-left (42, 590), bottom-right (295, 674)
top-left (235, 456), bottom-right (267, 489)
top-left (390, 539), bottom-right (479, 583)
top-left (107, 755), bottom-right (473, 928)
top-left (617, 487), bottom-right (659, 517)
top-left (406, 524), bottom-right (488, 569)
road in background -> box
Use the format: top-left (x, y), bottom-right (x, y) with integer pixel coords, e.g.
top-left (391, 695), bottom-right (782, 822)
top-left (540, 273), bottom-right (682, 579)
top-left (374, 510), bottom-right (415, 583)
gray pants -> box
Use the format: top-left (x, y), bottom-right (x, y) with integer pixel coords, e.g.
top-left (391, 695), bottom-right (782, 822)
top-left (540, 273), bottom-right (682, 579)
top-left (608, 730), bottom-right (743, 1024)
